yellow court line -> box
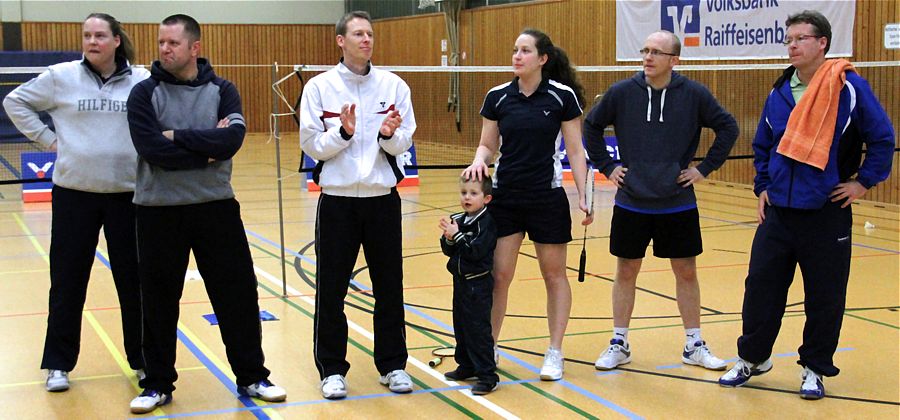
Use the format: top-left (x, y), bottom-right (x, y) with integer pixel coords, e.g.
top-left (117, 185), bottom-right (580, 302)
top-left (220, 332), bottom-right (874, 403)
top-left (11, 213), bottom-right (167, 416)
top-left (0, 373), bottom-right (122, 389)
top-left (176, 321), bottom-right (284, 420)
top-left (0, 367), bottom-right (208, 389)
top-left (0, 268), bottom-right (48, 276)
top-left (11, 214), bottom-right (50, 265)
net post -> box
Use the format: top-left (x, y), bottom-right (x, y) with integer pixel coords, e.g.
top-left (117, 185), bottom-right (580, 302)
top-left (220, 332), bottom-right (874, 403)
top-left (271, 61), bottom-right (288, 297)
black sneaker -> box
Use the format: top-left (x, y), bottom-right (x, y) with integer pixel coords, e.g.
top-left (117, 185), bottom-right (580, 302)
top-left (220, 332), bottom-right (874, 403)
top-left (471, 382), bottom-right (498, 395)
top-left (444, 368), bottom-right (477, 381)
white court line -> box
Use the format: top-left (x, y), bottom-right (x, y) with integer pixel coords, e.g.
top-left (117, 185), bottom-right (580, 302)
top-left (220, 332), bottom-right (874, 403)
top-left (253, 265), bottom-right (520, 420)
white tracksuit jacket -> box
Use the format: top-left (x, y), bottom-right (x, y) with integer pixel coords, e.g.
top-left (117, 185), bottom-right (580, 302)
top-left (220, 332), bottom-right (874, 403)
top-left (299, 61), bottom-right (416, 197)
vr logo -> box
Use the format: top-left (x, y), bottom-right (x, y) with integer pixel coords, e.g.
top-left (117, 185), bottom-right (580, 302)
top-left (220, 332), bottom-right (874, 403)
top-left (661, 0), bottom-right (701, 47)
top-left (27, 161), bottom-right (53, 178)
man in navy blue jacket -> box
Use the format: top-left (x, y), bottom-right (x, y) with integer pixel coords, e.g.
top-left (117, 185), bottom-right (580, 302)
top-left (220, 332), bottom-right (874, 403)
top-left (584, 31), bottom-right (738, 373)
top-left (126, 14), bottom-right (285, 413)
top-left (719, 10), bottom-right (894, 400)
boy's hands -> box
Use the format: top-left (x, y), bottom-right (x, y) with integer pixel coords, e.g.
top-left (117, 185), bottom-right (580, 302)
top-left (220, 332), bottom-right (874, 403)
top-left (439, 217), bottom-right (459, 240)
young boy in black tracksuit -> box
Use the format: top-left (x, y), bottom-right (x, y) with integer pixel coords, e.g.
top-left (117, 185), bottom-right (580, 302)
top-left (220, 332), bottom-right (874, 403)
top-left (439, 176), bottom-right (499, 395)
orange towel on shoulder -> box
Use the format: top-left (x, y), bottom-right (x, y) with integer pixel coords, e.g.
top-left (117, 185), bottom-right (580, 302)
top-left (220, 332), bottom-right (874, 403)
top-left (777, 59), bottom-right (856, 170)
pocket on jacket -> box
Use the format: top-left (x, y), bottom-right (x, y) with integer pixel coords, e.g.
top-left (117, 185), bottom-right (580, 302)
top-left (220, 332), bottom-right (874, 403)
top-left (621, 161), bottom-right (682, 199)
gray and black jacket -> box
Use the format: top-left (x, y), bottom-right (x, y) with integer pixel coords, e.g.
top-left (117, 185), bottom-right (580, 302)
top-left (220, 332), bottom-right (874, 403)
top-left (127, 58), bottom-right (245, 206)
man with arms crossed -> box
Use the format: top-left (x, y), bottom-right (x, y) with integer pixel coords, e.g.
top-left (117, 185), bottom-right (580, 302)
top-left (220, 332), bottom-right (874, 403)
top-left (126, 14), bottom-right (285, 413)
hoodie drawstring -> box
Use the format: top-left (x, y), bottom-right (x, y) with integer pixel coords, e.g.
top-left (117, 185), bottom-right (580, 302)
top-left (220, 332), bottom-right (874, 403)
top-left (646, 86), bottom-right (652, 122)
top-left (645, 86), bottom-right (667, 123)
top-left (659, 88), bottom-right (666, 123)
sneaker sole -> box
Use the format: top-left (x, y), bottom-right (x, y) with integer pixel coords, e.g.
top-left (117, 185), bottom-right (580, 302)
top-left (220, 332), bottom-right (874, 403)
top-left (539, 371), bottom-right (563, 381)
top-left (237, 388), bottom-right (287, 403)
top-left (323, 391), bottom-right (347, 400)
top-left (682, 357), bottom-right (727, 371)
top-left (595, 357), bottom-right (631, 371)
top-left (718, 365), bottom-right (773, 388)
top-left (445, 375), bottom-right (478, 381)
top-left (46, 384), bottom-right (69, 392)
top-left (471, 385), bottom-right (498, 395)
top-left (800, 392), bottom-right (824, 400)
top-left (130, 396), bottom-right (172, 414)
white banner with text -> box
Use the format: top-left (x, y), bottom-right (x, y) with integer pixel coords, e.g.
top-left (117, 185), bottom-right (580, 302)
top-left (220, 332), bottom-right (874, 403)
top-left (616, 0), bottom-right (855, 61)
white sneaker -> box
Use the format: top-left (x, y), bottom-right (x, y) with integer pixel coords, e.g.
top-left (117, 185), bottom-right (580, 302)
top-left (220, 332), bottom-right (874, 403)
top-left (718, 358), bottom-right (773, 387)
top-left (238, 379), bottom-right (287, 402)
top-left (595, 339), bottom-right (631, 370)
top-left (320, 374), bottom-right (347, 399)
top-left (379, 369), bottom-right (413, 393)
top-left (539, 347), bottom-right (564, 381)
top-left (130, 389), bottom-right (171, 414)
top-left (135, 369), bottom-right (146, 381)
top-left (682, 340), bottom-right (727, 370)
top-left (800, 367), bottom-right (825, 400)
top-left (46, 369), bottom-right (69, 392)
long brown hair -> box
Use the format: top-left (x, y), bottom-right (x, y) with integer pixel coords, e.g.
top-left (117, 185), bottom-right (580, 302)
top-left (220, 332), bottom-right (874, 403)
top-left (521, 28), bottom-right (585, 107)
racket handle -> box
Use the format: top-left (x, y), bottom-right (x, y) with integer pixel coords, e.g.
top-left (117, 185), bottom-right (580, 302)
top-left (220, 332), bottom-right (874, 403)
top-left (578, 249), bottom-right (587, 282)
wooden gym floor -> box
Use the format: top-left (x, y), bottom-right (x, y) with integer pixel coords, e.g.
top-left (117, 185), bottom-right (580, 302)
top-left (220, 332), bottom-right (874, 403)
top-left (0, 136), bottom-right (897, 419)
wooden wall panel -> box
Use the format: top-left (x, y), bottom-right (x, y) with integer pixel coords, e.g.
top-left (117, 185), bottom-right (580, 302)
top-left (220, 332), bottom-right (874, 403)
top-left (10, 1), bottom-right (899, 203)
top-left (370, 0), bottom-right (897, 203)
top-left (372, 13), bottom-right (446, 66)
top-left (18, 22), bottom-right (338, 134)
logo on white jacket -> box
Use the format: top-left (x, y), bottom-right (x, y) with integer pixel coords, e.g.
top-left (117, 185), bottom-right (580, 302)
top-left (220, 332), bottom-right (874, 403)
top-left (27, 162), bottom-right (53, 178)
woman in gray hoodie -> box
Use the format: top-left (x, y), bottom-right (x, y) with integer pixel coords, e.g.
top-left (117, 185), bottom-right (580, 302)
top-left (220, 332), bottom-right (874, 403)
top-left (3, 13), bottom-right (149, 392)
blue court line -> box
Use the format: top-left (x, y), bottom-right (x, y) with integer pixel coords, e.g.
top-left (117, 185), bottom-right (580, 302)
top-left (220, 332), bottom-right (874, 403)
top-left (93, 250), bottom-right (269, 420)
top-left (348, 280), bottom-right (642, 420)
top-left (0, 153), bottom-right (19, 178)
top-left (700, 214), bottom-right (900, 254)
top-left (655, 347), bottom-right (855, 370)
top-left (244, 230), bottom-right (643, 418)
top-left (245, 229), bottom-right (316, 265)
top-left (132, 378), bottom-right (541, 419)
top-left (175, 330), bottom-right (268, 420)
top-left (595, 371), bottom-right (623, 377)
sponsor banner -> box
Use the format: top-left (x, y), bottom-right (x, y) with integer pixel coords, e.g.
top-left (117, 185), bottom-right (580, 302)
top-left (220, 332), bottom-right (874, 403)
top-left (561, 137), bottom-right (617, 181)
top-left (616, 0), bottom-right (855, 61)
top-left (302, 144), bottom-right (419, 192)
top-left (21, 151), bottom-right (56, 202)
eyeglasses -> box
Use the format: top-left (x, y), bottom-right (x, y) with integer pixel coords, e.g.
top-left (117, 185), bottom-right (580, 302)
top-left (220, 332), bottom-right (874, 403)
top-left (782, 34), bottom-right (822, 46)
top-left (639, 48), bottom-right (677, 57)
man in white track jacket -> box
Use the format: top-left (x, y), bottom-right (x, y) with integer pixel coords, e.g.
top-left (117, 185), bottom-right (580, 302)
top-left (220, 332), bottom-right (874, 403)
top-left (299, 10), bottom-right (417, 400)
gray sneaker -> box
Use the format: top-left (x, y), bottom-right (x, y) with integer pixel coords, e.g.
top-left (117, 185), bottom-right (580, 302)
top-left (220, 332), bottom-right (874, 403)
top-left (320, 374), bottom-right (347, 399)
top-left (379, 369), bottom-right (413, 393)
top-left (46, 370), bottom-right (69, 392)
